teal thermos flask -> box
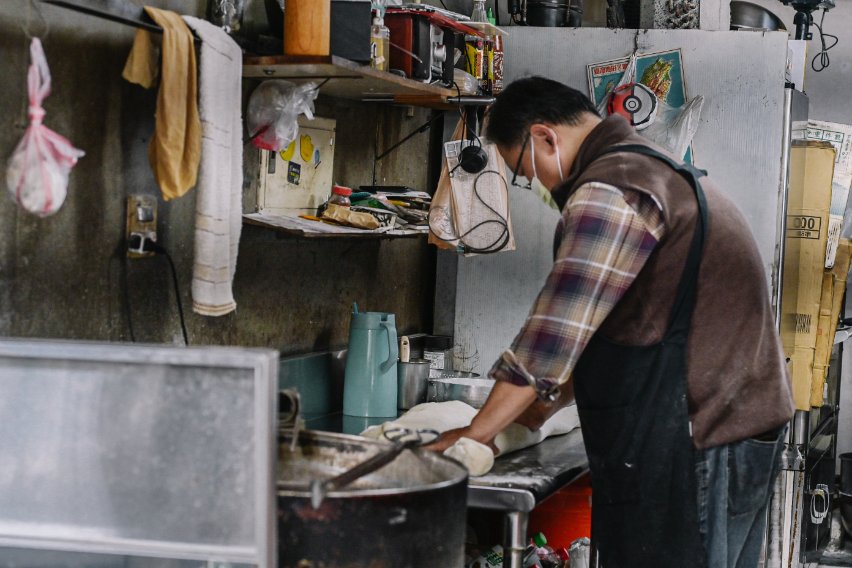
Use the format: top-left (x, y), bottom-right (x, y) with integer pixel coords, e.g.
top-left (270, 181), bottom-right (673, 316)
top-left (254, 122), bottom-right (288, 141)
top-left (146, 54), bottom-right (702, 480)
top-left (343, 310), bottom-right (399, 418)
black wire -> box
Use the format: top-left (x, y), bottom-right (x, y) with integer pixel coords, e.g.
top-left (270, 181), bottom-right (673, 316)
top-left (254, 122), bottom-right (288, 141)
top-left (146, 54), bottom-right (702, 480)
top-left (147, 242), bottom-right (190, 346)
top-left (121, 255), bottom-right (137, 342)
top-left (453, 81), bottom-right (483, 148)
top-left (428, 169), bottom-right (511, 254)
top-left (161, 249), bottom-right (189, 346)
top-left (811, 9), bottom-right (838, 73)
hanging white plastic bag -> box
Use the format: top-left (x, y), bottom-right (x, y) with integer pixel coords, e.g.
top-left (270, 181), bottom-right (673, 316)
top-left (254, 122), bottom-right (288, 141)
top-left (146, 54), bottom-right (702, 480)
top-left (6, 38), bottom-right (84, 217)
top-left (246, 80), bottom-right (318, 151)
top-left (598, 53), bottom-right (703, 159)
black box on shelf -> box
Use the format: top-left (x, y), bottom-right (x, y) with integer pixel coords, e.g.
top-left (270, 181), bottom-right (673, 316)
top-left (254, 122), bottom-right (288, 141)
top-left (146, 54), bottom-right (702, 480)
top-left (263, 0), bottom-right (372, 62)
top-left (331, 0), bottom-right (372, 63)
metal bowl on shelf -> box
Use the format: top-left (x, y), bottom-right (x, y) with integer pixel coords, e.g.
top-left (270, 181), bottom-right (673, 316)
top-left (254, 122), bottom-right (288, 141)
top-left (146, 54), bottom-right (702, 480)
top-left (426, 371), bottom-right (494, 408)
top-left (730, 1), bottom-right (787, 31)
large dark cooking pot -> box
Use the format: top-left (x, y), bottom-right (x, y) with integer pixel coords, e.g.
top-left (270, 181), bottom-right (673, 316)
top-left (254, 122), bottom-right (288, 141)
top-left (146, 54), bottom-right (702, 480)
top-left (277, 430), bottom-right (468, 568)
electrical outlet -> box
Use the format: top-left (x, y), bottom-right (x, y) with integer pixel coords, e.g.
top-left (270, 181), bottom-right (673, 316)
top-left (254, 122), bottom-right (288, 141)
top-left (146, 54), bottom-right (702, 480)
top-left (126, 194), bottom-right (157, 258)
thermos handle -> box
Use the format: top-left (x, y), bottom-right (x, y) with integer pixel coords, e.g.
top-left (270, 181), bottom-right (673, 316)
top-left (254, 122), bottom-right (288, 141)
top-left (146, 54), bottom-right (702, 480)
top-left (380, 321), bottom-right (398, 373)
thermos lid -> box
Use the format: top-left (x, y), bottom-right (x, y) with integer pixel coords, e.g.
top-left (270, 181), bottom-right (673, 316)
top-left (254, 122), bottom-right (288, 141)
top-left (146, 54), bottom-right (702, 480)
top-left (350, 311), bottom-right (396, 330)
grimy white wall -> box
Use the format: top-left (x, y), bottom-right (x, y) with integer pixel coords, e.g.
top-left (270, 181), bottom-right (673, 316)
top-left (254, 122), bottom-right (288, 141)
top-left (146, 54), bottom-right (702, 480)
top-left (449, 28), bottom-right (790, 375)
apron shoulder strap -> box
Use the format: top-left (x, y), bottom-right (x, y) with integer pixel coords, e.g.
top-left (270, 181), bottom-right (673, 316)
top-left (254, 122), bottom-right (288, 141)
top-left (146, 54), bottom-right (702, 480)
top-left (596, 143), bottom-right (709, 340)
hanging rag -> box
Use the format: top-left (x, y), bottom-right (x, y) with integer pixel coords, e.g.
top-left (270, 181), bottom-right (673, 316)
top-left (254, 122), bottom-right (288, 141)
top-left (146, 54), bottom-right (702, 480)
top-left (181, 16), bottom-right (243, 317)
top-left (123, 7), bottom-right (201, 201)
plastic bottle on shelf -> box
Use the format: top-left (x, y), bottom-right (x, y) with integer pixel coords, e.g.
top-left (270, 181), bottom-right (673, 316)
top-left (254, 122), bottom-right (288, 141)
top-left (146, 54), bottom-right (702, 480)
top-left (467, 0), bottom-right (492, 93)
top-left (468, 544), bottom-right (504, 567)
top-left (471, 0), bottom-right (488, 21)
top-left (532, 533), bottom-right (563, 568)
top-left (329, 185), bottom-right (352, 207)
top-left (370, 14), bottom-right (390, 71)
top-left (488, 8), bottom-right (504, 94)
top-left (317, 185), bottom-right (352, 217)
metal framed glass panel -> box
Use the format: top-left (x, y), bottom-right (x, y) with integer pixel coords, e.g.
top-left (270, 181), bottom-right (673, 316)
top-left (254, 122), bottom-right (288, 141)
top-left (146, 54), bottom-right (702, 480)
top-left (0, 339), bottom-right (278, 567)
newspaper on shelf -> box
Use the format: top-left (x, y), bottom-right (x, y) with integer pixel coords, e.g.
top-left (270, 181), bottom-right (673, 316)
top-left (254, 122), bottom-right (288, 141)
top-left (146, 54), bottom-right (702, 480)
top-left (804, 120), bottom-right (852, 268)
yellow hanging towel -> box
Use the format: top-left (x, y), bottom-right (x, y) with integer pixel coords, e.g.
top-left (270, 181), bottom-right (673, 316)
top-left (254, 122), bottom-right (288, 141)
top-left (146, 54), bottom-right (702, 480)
top-left (122, 7), bottom-right (201, 201)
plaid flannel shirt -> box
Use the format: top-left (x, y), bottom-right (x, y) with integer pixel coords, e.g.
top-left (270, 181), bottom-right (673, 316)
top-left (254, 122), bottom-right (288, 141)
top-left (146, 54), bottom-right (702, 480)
top-left (489, 182), bottom-right (666, 398)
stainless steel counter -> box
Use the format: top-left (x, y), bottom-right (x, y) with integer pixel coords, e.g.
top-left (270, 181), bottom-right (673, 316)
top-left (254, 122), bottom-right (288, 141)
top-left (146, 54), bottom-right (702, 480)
top-left (468, 429), bottom-right (588, 568)
top-left (304, 413), bottom-right (589, 568)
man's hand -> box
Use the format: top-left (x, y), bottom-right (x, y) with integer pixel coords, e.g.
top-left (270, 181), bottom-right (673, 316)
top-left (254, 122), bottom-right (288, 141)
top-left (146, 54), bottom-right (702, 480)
top-left (423, 381), bottom-right (538, 455)
top-left (423, 427), bottom-right (499, 454)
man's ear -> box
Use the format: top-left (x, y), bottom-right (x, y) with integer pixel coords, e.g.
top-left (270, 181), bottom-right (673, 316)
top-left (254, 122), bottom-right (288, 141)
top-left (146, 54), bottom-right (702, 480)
top-left (530, 124), bottom-right (557, 152)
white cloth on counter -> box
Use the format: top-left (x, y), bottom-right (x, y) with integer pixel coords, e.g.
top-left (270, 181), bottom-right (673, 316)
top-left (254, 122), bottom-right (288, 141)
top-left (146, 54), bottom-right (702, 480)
top-left (182, 16), bottom-right (243, 317)
top-left (361, 400), bottom-right (581, 476)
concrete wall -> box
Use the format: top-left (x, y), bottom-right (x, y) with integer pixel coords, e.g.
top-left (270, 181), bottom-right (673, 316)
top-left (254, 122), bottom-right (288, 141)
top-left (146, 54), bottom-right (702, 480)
top-left (748, 0), bottom-right (852, 123)
top-left (0, 0), bottom-right (436, 355)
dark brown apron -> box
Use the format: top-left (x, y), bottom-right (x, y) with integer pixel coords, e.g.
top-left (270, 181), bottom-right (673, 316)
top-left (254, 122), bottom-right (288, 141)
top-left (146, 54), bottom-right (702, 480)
top-left (572, 144), bottom-right (709, 568)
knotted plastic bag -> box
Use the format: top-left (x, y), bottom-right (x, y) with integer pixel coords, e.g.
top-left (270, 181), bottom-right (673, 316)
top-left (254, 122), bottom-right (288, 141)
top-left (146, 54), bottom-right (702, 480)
top-left (246, 80), bottom-right (318, 151)
top-left (6, 38), bottom-right (84, 217)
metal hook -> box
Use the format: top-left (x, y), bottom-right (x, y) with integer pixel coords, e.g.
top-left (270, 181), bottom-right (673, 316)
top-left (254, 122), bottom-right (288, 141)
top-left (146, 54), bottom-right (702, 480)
top-left (24, 0), bottom-right (50, 40)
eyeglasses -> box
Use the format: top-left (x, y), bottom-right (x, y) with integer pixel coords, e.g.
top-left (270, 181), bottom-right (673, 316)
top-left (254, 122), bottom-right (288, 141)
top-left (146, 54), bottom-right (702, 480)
top-left (511, 134), bottom-right (532, 190)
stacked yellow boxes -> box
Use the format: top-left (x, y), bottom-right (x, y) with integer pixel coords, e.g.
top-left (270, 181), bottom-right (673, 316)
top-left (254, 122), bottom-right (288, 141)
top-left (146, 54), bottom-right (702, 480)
top-left (810, 240), bottom-right (852, 407)
top-left (780, 141), bottom-right (836, 410)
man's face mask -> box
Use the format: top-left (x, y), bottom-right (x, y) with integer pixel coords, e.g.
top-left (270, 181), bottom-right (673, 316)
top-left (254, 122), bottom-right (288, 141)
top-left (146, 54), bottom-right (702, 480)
top-left (529, 133), bottom-right (563, 211)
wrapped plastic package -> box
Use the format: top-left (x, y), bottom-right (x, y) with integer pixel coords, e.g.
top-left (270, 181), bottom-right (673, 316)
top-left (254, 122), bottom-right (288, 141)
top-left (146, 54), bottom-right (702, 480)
top-left (246, 80), bottom-right (318, 151)
top-left (597, 53), bottom-right (703, 159)
top-left (6, 38), bottom-right (84, 217)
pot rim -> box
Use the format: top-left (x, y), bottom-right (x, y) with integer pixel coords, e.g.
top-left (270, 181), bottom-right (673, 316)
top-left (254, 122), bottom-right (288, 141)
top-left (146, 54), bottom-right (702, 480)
top-left (277, 429), bottom-right (469, 498)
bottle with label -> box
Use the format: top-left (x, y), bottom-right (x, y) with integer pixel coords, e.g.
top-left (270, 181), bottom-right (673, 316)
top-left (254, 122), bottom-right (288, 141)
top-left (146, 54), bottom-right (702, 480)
top-left (370, 15), bottom-right (390, 71)
top-left (488, 8), bottom-right (504, 94)
top-left (465, 0), bottom-right (492, 93)
top-left (531, 533), bottom-right (562, 568)
top-left (329, 185), bottom-right (352, 207)
top-left (468, 544), bottom-right (503, 567)
top-left (318, 184), bottom-right (352, 217)
top-left (423, 335), bottom-right (454, 371)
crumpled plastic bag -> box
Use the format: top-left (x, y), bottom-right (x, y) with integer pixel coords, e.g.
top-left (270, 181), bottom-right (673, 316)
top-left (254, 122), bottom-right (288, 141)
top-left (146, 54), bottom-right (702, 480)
top-left (246, 80), bottom-right (318, 151)
top-left (598, 53), bottom-right (704, 159)
top-left (6, 38), bottom-right (84, 217)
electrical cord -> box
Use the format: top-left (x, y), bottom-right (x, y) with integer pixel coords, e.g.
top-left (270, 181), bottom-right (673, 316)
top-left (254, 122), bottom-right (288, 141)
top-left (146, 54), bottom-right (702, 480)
top-left (453, 81), bottom-right (483, 149)
top-left (429, 168), bottom-right (511, 254)
top-left (122, 254), bottom-right (137, 342)
top-left (134, 238), bottom-right (190, 346)
top-left (811, 9), bottom-right (838, 73)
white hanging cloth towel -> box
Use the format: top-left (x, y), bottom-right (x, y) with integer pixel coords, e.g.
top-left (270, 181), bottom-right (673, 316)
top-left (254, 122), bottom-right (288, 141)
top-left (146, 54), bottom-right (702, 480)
top-left (182, 16), bottom-right (243, 316)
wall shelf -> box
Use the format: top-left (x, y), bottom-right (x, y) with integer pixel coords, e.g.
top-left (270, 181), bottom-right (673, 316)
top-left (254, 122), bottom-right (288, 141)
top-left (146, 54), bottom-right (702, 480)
top-left (243, 213), bottom-right (427, 240)
top-left (242, 54), bottom-right (493, 108)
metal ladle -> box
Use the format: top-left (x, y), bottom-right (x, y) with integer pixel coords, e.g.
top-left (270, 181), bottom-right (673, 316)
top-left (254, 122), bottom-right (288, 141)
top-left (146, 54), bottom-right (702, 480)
top-left (309, 427), bottom-right (439, 509)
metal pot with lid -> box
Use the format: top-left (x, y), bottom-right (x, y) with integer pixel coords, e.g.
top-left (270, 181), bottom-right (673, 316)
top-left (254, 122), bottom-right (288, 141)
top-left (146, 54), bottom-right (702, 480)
top-left (277, 429), bottom-right (468, 568)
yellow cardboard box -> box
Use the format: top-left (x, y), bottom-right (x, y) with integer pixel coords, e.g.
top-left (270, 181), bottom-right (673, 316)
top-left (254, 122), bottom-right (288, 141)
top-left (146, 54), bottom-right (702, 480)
top-left (810, 239), bottom-right (852, 407)
top-left (780, 141), bottom-right (836, 410)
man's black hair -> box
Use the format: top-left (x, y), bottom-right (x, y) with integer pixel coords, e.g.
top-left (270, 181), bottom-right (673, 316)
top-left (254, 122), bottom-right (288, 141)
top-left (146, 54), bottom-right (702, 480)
top-left (485, 76), bottom-right (600, 148)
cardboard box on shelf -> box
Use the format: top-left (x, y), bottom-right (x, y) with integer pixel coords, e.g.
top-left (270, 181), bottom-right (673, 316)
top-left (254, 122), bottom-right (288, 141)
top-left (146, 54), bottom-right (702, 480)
top-left (810, 239), bottom-right (852, 407)
top-left (781, 141), bottom-right (836, 410)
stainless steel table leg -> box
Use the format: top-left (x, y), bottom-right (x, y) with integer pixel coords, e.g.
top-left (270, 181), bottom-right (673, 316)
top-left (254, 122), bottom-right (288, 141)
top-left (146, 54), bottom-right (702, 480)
top-left (504, 510), bottom-right (529, 568)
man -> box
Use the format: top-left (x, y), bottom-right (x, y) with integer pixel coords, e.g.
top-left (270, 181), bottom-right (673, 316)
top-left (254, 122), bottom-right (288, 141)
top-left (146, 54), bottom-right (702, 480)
top-left (427, 77), bottom-right (794, 568)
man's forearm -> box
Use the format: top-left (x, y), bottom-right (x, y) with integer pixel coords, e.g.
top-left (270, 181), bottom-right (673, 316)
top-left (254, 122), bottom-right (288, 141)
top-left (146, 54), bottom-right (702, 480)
top-left (468, 380), bottom-right (539, 443)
